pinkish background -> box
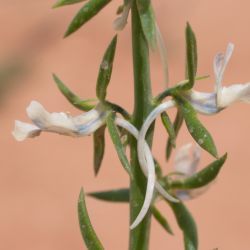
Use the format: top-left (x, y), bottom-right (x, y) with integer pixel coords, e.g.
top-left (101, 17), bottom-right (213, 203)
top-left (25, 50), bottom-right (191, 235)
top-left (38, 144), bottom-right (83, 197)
top-left (1, 0), bottom-right (250, 249)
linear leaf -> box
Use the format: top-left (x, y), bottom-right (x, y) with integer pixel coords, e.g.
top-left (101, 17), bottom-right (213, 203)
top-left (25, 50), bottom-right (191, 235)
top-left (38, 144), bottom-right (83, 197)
top-left (88, 188), bottom-right (129, 202)
top-left (136, 0), bottom-right (150, 13)
top-left (53, 0), bottom-right (86, 8)
top-left (169, 202), bottom-right (198, 250)
top-left (138, 5), bottom-right (157, 49)
top-left (96, 35), bottom-right (117, 101)
top-left (93, 125), bottom-right (106, 175)
top-left (166, 109), bottom-right (184, 160)
top-left (64, 0), bottom-right (111, 37)
top-left (152, 206), bottom-right (174, 235)
top-left (183, 23), bottom-right (197, 90)
top-left (53, 74), bottom-right (95, 111)
top-left (170, 153), bottom-right (227, 189)
top-left (106, 114), bottom-right (132, 178)
top-left (161, 112), bottom-right (176, 148)
top-left (88, 188), bottom-right (173, 235)
top-left (176, 96), bottom-right (218, 158)
top-left (78, 188), bottom-right (104, 250)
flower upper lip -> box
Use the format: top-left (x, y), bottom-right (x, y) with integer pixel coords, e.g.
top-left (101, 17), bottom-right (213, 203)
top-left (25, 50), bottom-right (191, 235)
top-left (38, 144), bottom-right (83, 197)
top-left (184, 43), bottom-right (250, 114)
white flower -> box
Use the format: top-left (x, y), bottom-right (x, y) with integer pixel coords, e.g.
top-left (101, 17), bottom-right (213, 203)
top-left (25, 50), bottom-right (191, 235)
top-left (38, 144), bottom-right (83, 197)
top-left (13, 100), bottom-right (176, 229)
top-left (171, 143), bottom-right (209, 200)
top-left (13, 100), bottom-right (107, 141)
top-left (184, 43), bottom-right (250, 114)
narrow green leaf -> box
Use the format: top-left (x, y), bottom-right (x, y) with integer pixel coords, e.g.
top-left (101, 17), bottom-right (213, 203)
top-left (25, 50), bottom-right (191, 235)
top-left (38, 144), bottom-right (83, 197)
top-left (106, 114), bottom-right (132, 178)
top-left (88, 188), bottom-right (174, 236)
top-left (64, 0), bottom-right (111, 37)
top-left (170, 153), bottom-right (227, 189)
top-left (184, 23), bottom-right (197, 90)
top-left (93, 126), bottom-right (106, 175)
top-left (169, 202), bottom-right (198, 250)
top-left (96, 35), bottom-right (117, 101)
top-left (136, 0), bottom-right (150, 14)
top-left (154, 158), bottom-right (163, 179)
top-left (176, 96), bottom-right (218, 158)
top-left (53, 0), bottom-right (86, 8)
top-left (151, 206), bottom-right (174, 235)
top-left (78, 188), bottom-right (104, 250)
top-left (53, 74), bottom-right (95, 111)
top-left (138, 5), bottom-right (157, 49)
top-left (166, 109), bottom-right (184, 160)
top-left (88, 188), bottom-right (129, 202)
top-left (161, 112), bottom-right (176, 148)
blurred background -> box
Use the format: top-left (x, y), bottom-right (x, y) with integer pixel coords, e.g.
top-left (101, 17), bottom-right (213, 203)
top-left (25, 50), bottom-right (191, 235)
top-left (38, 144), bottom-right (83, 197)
top-left (1, 0), bottom-right (250, 249)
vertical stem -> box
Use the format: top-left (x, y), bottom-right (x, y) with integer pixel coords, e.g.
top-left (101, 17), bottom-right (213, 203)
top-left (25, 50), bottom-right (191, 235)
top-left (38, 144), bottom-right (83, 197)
top-left (129, 2), bottom-right (153, 250)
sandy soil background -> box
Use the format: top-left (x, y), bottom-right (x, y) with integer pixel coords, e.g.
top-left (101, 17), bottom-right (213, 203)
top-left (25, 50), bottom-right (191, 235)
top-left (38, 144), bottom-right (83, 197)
top-left (1, 0), bottom-right (250, 249)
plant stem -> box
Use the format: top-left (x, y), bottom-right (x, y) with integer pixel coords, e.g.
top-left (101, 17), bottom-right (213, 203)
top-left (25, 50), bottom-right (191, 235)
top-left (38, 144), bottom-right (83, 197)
top-left (129, 2), bottom-right (154, 250)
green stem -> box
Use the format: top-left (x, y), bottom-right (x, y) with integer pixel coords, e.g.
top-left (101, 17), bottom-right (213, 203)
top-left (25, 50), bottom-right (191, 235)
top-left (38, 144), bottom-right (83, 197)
top-left (129, 2), bottom-right (154, 250)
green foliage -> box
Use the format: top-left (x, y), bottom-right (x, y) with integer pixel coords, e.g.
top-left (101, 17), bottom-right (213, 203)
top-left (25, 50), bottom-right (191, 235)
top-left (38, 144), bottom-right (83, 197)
top-left (161, 112), bottom-right (176, 149)
top-left (176, 96), bottom-right (218, 158)
top-left (53, 0), bottom-right (86, 8)
top-left (138, 4), bottom-right (157, 49)
top-left (88, 188), bottom-right (129, 202)
top-left (169, 202), bottom-right (198, 250)
top-left (170, 153), bottom-right (227, 189)
top-left (53, 74), bottom-right (95, 111)
top-left (78, 188), bottom-right (104, 250)
top-left (96, 35), bottom-right (118, 102)
top-left (151, 206), bottom-right (173, 235)
top-left (136, 0), bottom-right (150, 13)
top-left (166, 109), bottom-right (184, 160)
top-left (64, 0), bottom-right (112, 37)
top-left (183, 23), bottom-right (197, 90)
top-left (93, 126), bottom-right (106, 175)
top-left (89, 188), bottom-right (174, 236)
top-left (106, 113), bottom-right (132, 178)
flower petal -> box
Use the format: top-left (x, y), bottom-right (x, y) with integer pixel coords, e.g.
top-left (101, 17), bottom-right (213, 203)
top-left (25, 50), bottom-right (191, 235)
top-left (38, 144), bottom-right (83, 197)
top-left (219, 83), bottom-right (250, 108)
top-left (26, 100), bottom-right (106, 136)
top-left (184, 90), bottom-right (218, 115)
top-left (174, 144), bottom-right (201, 176)
top-left (12, 120), bottom-right (41, 141)
top-left (214, 43), bottom-right (234, 91)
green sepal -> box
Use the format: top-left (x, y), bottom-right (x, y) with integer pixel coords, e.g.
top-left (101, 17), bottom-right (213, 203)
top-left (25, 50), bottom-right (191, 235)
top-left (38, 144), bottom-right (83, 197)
top-left (93, 125), bottom-right (106, 176)
top-left (106, 113), bottom-right (132, 178)
top-left (161, 112), bottom-right (176, 148)
top-left (138, 4), bottom-right (157, 50)
top-left (166, 109), bottom-right (184, 160)
top-left (78, 188), bottom-right (104, 250)
top-left (96, 35), bottom-right (118, 102)
top-left (88, 188), bottom-right (129, 202)
top-left (170, 153), bottom-right (227, 189)
top-left (53, 74), bottom-right (95, 111)
top-left (64, 0), bottom-right (111, 37)
top-left (176, 96), bottom-right (218, 158)
top-left (53, 0), bottom-right (86, 8)
top-left (183, 22), bottom-right (197, 90)
top-left (169, 202), bottom-right (198, 250)
top-left (152, 206), bottom-right (174, 235)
